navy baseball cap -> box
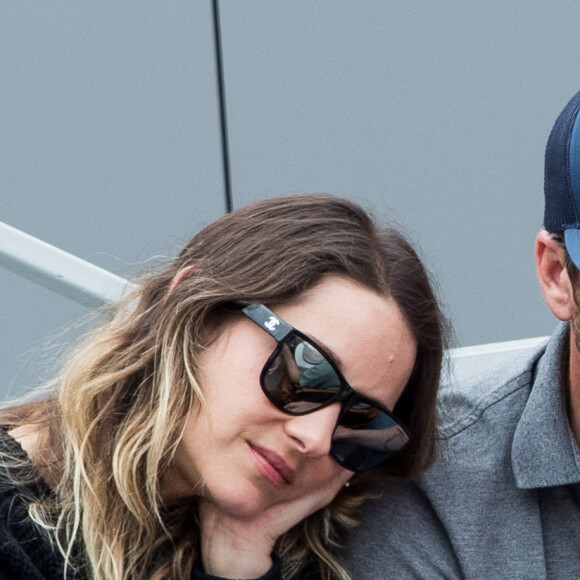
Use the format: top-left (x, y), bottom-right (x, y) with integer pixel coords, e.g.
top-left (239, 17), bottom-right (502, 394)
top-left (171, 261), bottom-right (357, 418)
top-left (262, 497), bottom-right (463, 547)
top-left (545, 90), bottom-right (580, 269)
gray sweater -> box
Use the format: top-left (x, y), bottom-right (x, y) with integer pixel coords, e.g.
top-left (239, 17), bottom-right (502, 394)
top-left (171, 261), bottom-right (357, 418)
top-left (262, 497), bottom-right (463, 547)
top-left (345, 323), bottom-right (580, 579)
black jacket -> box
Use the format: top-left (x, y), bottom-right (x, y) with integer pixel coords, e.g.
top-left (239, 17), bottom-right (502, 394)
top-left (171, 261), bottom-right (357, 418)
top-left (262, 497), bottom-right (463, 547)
top-left (0, 429), bottom-right (317, 579)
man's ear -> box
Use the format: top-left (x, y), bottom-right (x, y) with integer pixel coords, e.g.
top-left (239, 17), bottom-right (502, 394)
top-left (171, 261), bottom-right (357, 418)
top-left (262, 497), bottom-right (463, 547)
top-left (535, 230), bottom-right (575, 321)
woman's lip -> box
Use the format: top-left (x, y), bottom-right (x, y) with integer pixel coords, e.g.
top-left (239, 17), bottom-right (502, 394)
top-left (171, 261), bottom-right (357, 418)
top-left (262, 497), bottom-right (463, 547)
top-left (249, 443), bottom-right (296, 486)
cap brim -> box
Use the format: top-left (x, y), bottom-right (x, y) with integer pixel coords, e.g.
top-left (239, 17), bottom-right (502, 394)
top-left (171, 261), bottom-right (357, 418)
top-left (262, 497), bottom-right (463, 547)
top-left (564, 229), bottom-right (580, 270)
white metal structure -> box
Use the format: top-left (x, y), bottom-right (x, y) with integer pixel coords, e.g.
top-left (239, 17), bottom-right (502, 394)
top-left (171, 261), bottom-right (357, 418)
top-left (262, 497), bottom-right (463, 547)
top-left (0, 221), bottom-right (133, 308)
top-left (0, 221), bottom-right (549, 382)
top-left (448, 335), bottom-right (547, 382)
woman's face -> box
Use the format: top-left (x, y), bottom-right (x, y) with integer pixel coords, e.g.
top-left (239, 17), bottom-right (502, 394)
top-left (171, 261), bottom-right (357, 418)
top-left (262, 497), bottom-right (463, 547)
top-left (163, 275), bottom-right (417, 517)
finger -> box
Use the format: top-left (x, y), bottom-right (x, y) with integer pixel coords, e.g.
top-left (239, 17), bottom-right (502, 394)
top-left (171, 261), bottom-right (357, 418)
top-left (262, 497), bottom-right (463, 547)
top-left (270, 469), bottom-right (353, 531)
top-left (314, 469), bottom-right (353, 509)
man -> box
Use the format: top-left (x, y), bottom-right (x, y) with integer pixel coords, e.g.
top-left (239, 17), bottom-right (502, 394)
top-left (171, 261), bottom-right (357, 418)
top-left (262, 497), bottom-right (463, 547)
top-left (345, 91), bottom-right (580, 579)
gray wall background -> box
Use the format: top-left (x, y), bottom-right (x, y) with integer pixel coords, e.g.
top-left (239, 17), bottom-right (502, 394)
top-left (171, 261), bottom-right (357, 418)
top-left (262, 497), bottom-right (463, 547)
top-left (2, 1), bottom-right (578, 398)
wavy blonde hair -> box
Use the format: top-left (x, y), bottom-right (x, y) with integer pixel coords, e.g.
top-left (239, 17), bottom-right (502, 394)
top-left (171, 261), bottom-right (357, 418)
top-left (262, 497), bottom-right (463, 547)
top-left (1, 193), bottom-right (448, 579)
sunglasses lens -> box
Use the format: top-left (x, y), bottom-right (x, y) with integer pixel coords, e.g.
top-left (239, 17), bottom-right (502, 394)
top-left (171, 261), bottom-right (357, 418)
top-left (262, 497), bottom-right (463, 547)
top-left (262, 336), bottom-right (342, 414)
top-left (331, 407), bottom-right (410, 471)
top-left (260, 333), bottom-right (410, 471)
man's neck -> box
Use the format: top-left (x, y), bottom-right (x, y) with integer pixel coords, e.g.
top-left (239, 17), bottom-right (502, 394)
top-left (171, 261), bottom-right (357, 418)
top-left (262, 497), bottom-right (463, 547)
top-left (567, 328), bottom-right (580, 445)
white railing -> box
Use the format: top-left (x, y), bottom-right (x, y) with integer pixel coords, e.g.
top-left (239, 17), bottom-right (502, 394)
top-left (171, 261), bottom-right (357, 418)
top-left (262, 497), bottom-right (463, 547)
top-left (448, 335), bottom-right (548, 382)
top-left (0, 220), bottom-right (549, 381)
top-left (0, 221), bottom-right (133, 307)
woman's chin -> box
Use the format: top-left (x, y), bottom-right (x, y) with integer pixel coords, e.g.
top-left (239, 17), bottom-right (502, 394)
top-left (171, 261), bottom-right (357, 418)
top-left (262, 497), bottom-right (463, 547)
top-left (211, 486), bottom-right (274, 519)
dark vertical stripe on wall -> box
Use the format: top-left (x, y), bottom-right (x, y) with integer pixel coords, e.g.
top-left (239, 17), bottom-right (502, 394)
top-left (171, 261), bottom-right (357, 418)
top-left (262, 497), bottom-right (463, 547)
top-left (212, 0), bottom-right (233, 213)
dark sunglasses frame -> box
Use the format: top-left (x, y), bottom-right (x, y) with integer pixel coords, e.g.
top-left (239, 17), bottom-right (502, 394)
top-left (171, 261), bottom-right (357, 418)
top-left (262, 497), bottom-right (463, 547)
top-left (241, 303), bottom-right (411, 471)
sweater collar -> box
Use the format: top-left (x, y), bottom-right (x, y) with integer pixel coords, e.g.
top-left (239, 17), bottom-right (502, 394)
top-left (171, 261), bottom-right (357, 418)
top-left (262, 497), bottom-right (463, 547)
top-left (512, 322), bottom-right (580, 489)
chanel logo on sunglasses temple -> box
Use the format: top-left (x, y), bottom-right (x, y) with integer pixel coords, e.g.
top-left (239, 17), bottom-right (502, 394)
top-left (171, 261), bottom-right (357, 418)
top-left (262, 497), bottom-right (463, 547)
top-left (242, 304), bottom-right (411, 472)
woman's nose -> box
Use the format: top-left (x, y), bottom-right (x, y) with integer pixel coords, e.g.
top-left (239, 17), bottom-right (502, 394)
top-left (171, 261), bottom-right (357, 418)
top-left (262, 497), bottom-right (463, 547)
top-left (283, 403), bottom-right (341, 458)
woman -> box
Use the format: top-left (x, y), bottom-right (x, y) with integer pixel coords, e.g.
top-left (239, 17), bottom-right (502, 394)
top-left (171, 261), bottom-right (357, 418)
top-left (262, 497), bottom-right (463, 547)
top-left (0, 194), bottom-right (447, 579)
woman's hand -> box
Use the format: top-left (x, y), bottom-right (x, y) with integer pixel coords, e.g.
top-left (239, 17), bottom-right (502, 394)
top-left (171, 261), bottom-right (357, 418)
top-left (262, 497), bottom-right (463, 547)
top-left (199, 470), bottom-right (352, 579)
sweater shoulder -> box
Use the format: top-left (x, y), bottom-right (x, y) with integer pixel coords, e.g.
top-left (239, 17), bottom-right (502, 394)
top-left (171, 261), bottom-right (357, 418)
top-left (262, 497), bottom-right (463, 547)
top-left (438, 346), bottom-right (543, 439)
